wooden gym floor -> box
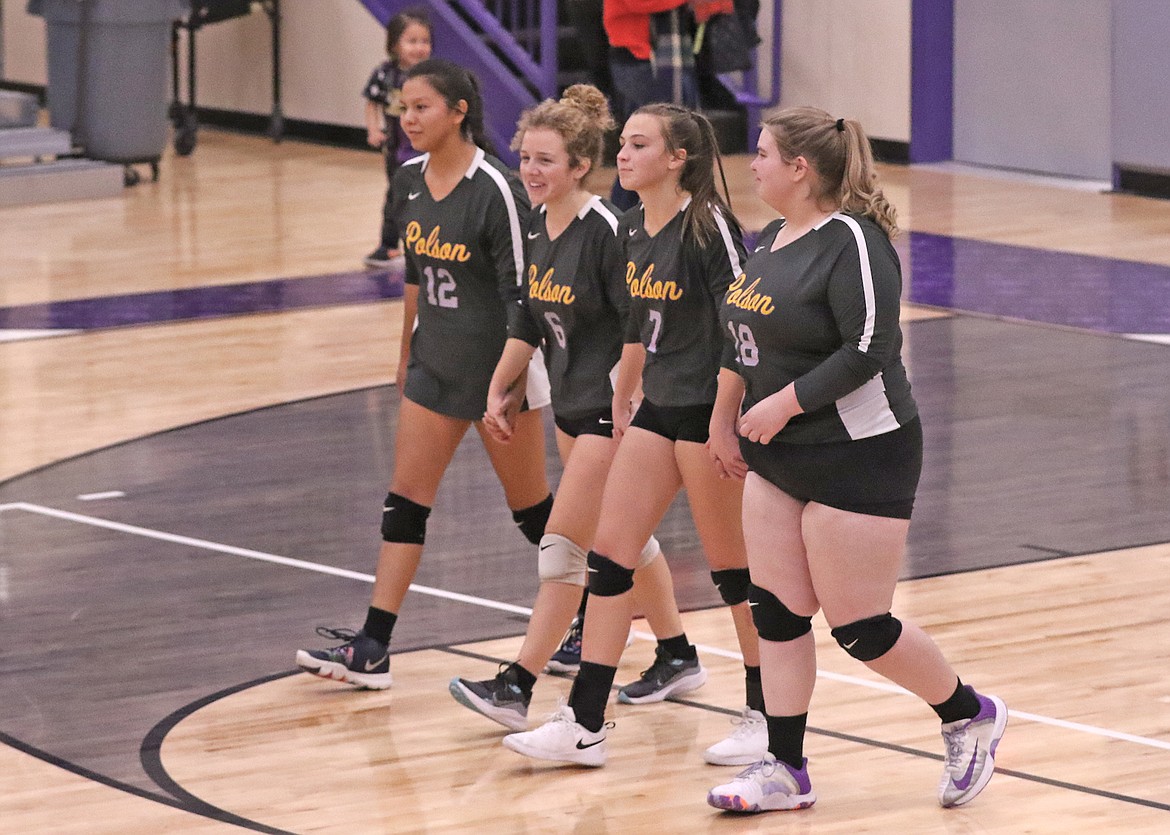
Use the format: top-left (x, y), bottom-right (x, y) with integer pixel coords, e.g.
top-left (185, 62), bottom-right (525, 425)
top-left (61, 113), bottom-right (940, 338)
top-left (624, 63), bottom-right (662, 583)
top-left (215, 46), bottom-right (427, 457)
top-left (1, 131), bottom-right (1169, 832)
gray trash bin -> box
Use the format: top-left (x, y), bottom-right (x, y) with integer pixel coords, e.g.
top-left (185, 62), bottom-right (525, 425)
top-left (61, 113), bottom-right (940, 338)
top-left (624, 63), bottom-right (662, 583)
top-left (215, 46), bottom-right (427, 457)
top-left (29, 0), bottom-right (187, 166)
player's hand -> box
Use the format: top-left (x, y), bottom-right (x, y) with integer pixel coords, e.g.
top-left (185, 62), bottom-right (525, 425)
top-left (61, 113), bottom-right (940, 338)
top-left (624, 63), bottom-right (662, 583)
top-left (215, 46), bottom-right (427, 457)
top-left (367, 128), bottom-right (387, 148)
top-left (739, 388), bottom-right (799, 445)
top-left (707, 423), bottom-right (748, 480)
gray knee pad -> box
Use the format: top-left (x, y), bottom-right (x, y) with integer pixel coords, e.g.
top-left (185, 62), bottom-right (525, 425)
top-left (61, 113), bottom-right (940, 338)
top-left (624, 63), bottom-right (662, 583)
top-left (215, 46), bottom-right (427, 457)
top-left (634, 535), bottom-right (661, 569)
top-left (831, 613), bottom-right (903, 661)
top-left (538, 533), bottom-right (588, 585)
top-left (380, 491), bottom-right (431, 544)
top-left (711, 568), bottom-right (751, 606)
top-left (586, 550), bottom-right (634, 597)
top-left (748, 584), bottom-right (813, 642)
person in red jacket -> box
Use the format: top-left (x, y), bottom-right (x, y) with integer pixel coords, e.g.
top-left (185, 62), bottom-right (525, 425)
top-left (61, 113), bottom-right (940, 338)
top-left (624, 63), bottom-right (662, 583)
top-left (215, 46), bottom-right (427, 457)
top-left (604, 0), bottom-right (697, 208)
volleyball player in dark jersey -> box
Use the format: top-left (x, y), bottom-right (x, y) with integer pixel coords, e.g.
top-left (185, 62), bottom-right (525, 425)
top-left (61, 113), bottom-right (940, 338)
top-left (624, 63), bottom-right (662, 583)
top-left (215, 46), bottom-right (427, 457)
top-left (295, 59), bottom-right (554, 689)
top-left (447, 85), bottom-right (705, 732)
top-left (706, 108), bottom-right (1006, 813)
top-left (503, 104), bottom-right (767, 768)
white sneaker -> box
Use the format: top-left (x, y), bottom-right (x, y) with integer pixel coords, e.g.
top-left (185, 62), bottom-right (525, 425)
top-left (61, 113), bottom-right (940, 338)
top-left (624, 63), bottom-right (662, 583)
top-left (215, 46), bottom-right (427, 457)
top-left (707, 754), bottom-right (816, 813)
top-left (703, 707), bottom-right (767, 766)
top-left (502, 703), bottom-right (608, 767)
top-left (938, 693), bottom-right (1008, 807)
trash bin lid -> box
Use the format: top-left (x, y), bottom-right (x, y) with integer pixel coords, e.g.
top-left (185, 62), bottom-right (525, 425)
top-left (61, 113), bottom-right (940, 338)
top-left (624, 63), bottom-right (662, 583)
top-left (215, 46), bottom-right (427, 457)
top-left (28, 0), bottom-right (190, 24)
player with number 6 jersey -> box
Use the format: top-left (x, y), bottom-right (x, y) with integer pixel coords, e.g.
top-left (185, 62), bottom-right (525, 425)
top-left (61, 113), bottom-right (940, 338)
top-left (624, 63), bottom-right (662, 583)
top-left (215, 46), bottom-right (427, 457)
top-left (448, 85), bottom-right (702, 736)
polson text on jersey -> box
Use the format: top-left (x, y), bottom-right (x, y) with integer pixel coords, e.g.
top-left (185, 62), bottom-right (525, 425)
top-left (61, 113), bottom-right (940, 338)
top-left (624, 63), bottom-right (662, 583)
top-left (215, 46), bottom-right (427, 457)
top-left (527, 265), bottom-right (576, 304)
top-left (724, 274), bottom-right (776, 315)
top-left (403, 221), bottom-right (472, 262)
top-left (626, 263), bottom-right (683, 301)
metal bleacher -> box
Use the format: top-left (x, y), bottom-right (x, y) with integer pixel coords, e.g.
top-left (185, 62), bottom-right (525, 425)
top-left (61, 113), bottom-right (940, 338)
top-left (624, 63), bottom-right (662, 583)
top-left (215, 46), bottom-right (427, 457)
top-left (0, 89), bottom-right (122, 208)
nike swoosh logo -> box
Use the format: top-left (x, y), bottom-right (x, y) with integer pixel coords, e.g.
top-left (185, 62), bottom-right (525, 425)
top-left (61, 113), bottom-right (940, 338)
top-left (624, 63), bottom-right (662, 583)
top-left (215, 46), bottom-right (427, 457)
top-left (598, 419), bottom-right (613, 425)
top-left (408, 191), bottom-right (422, 200)
top-left (364, 653), bottom-right (388, 672)
top-left (586, 567), bottom-right (599, 573)
top-left (576, 737), bottom-right (604, 750)
top-left (539, 543), bottom-right (555, 551)
top-left (628, 228), bottom-right (637, 236)
top-left (527, 232), bottom-right (541, 239)
top-left (754, 245), bottom-right (766, 252)
top-left (843, 639), bottom-right (859, 649)
top-left (383, 506), bottom-right (395, 512)
top-left (952, 741), bottom-right (980, 790)
top-left (748, 600), bottom-right (758, 607)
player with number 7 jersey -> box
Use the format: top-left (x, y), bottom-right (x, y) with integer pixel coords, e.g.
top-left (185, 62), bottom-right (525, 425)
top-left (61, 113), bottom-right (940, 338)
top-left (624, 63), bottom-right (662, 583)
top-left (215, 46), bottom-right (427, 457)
top-left (619, 198), bottom-right (746, 408)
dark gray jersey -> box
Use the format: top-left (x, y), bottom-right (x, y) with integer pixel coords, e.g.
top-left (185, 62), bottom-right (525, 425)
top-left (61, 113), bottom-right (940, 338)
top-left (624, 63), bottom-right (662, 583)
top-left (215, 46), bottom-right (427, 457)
top-left (722, 212), bottom-right (917, 443)
top-left (510, 196), bottom-right (628, 419)
top-left (620, 201), bottom-right (746, 407)
top-left (392, 149), bottom-right (530, 419)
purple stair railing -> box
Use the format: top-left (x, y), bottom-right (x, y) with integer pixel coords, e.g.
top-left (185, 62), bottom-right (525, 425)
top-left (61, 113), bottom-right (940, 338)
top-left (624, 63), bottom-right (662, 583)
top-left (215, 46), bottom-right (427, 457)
top-left (358, 0), bottom-right (557, 166)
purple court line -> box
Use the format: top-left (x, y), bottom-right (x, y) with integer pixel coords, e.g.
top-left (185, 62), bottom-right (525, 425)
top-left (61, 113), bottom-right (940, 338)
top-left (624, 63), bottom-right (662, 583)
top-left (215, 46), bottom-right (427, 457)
top-left (0, 269), bottom-right (404, 332)
top-left (1, 234), bottom-right (1168, 337)
top-left (902, 232), bottom-right (1170, 335)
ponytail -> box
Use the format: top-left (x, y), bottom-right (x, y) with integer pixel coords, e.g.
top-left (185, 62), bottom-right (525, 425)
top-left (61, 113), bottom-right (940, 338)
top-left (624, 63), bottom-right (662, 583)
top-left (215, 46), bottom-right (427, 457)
top-left (761, 107), bottom-right (898, 238)
top-left (636, 103), bottom-right (738, 246)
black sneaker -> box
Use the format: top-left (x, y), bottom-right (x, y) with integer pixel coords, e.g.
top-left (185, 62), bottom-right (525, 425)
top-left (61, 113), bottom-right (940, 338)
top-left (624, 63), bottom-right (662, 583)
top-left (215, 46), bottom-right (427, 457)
top-left (295, 627), bottom-right (392, 690)
top-left (617, 645), bottom-right (707, 704)
top-left (545, 617), bottom-right (583, 673)
top-left (363, 246), bottom-right (401, 268)
top-left (449, 663), bottom-right (531, 731)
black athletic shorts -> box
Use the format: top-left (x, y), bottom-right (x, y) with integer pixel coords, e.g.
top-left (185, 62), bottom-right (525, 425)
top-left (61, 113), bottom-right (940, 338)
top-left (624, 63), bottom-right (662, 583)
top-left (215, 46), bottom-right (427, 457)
top-left (554, 408), bottom-right (615, 439)
top-left (630, 398), bottom-right (713, 444)
top-left (740, 417), bottom-right (923, 519)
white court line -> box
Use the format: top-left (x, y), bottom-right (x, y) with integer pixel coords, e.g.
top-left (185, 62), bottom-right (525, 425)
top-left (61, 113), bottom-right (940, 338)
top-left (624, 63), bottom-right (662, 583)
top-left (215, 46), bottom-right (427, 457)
top-left (1, 502), bottom-right (533, 618)
top-left (77, 491), bottom-right (126, 501)
top-left (5, 500), bottom-right (1170, 753)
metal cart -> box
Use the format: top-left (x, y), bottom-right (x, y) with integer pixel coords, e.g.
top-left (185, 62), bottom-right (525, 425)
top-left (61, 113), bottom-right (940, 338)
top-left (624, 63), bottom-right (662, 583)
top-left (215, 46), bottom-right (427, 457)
top-left (169, 0), bottom-right (283, 156)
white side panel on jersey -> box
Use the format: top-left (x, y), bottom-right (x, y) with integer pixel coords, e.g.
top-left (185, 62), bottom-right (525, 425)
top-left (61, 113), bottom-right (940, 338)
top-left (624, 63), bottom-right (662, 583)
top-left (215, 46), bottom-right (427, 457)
top-left (835, 373), bottom-right (900, 440)
top-left (526, 349), bottom-right (552, 409)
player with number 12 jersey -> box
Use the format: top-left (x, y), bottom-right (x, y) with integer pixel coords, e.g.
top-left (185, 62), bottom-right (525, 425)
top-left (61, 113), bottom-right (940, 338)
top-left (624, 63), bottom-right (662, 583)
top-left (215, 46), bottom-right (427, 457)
top-left (393, 147), bottom-right (548, 419)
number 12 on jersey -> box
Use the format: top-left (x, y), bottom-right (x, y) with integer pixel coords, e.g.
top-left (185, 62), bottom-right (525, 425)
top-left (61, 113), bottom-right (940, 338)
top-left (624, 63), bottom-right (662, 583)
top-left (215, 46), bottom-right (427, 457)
top-left (423, 266), bottom-right (459, 308)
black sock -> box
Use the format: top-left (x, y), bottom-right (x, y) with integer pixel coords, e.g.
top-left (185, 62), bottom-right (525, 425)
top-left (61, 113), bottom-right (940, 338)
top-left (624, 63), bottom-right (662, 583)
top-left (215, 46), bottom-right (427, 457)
top-left (658, 633), bottom-right (697, 661)
top-left (512, 493), bottom-right (554, 545)
top-left (362, 606), bottom-right (396, 645)
top-left (931, 680), bottom-right (981, 723)
top-left (766, 712), bottom-right (808, 770)
top-left (569, 661), bottom-right (616, 732)
top-left (744, 665), bottom-right (765, 713)
top-left (576, 588), bottom-right (589, 620)
top-left (508, 662), bottom-right (538, 696)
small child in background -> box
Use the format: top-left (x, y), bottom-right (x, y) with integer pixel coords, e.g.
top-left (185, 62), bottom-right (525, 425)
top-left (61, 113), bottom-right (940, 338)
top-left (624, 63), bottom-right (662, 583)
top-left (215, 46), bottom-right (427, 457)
top-left (362, 8), bottom-right (433, 268)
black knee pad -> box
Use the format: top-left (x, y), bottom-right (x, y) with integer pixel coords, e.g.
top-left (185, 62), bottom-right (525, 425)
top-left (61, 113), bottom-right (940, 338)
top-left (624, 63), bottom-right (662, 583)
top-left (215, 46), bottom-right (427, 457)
top-left (586, 550), bottom-right (634, 597)
top-left (831, 613), bottom-right (903, 661)
top-left (380, 492), bottom-right (431, 544)
top-left (711, 568), bottom-right (751, 606)
top-left (748, 584), bottom-right (812, 642)
top-left (512, 493), bottom-right (553, 545)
